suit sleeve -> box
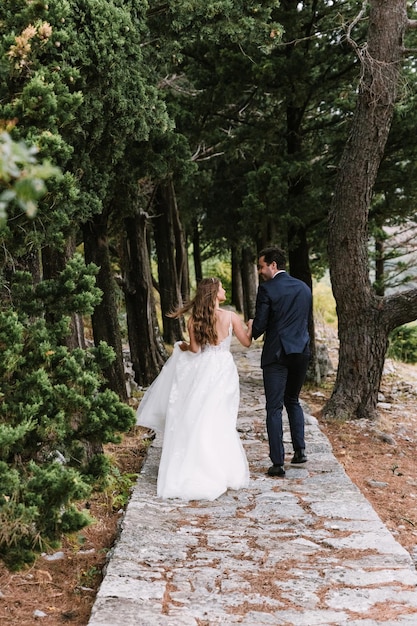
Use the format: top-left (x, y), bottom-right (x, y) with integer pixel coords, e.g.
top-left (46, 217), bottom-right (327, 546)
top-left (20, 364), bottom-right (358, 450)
top-left (252, 284), bottom-right (270, 340)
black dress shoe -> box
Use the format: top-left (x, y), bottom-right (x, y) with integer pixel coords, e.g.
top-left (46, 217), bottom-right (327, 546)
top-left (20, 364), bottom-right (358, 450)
top-left (267, 464), bottom-right (286, 477)
top-left (291, 449), bottom-right (307, 464)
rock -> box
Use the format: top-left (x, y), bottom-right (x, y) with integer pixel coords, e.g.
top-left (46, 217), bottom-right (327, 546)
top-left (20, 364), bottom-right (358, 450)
top-left (383, 359), bottom-right (396, 374)
top-left (377, 402), bottom-right (392, 410)
top-left (78, 548), bottom-right (96, 555)
top-left (316, 342), bottom-right (334, 377)
top-left (366, 479), bottom-right (388, 489)
top-left (373, 430), bottom-right (396, 445)
top-left (42, 551), bottom-right (65, 562)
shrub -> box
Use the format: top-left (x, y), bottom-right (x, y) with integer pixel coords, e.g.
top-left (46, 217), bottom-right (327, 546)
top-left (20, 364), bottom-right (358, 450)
top-left (388, 325), bottom-right (417, 364)
top-left (0, 260), bottom-right (135, 568)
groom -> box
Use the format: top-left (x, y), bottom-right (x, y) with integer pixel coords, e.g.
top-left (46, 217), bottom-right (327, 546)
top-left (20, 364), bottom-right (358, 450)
top-left (251, 247), bottom-right (312, 477)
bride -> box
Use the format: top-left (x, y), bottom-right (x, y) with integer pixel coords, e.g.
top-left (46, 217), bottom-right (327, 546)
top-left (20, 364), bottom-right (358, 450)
top-left (136, 277), bottom-right (253, 501)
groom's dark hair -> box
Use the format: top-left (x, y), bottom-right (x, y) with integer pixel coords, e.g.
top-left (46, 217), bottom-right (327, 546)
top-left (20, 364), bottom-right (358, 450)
top-left (259, 246), bottom-right (286, 270)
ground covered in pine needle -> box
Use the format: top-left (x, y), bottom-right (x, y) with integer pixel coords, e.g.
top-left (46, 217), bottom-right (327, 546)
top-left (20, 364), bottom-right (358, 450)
top-left (1, 354), bottom-right (417, 625)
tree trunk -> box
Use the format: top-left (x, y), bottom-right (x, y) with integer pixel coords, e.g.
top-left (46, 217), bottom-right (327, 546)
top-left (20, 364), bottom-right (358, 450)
top-left (287, 225), bottom-right (318, 382)
top-left (192, 219), bottom-right (203, 284)
top-left (325, 0), bottom-right (410, 420)
top-left (152, 180), bottom-right (184, 344)
top-left (241, 246), bottom-right (258, 320)
top-left (83, 212), bottom-right (127, 402)
top-left (231, 246), bottom-right (243, 313)
top-left (20, 249), bottom-right (42, 285)
top-left (287, 226), bottom-right (312, 290)
top-left (121, 212), bottom-right (167, 387)
top-left (374, 235), bottom-right (385, 296)
top-left (170, 178), bottom-right (190, 303)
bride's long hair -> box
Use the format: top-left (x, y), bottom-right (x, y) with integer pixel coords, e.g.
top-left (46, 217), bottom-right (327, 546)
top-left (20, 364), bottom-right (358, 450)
top-left (169, 277), bottom-right (220, 346)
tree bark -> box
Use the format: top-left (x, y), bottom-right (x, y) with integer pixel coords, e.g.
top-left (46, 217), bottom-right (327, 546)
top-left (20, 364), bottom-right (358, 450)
top-left (231, 246), bottom-right (244, 313)
top-left (241, 246), bottom-right (258, 320)
top-left (121, 212), bottom-right (167, 387)
top-left (83, 212), bottom-right (127, 402)
top-left (287, 225), bottom-right (318, 382)
top-left (152, 180), bottom-right (184, 344)
top-left (20, 249), bottom-right (42, 285)
top-left (374, 235), bottom-right (385, 296)
top-left (192, 219), bottom-right (203, 284)
top-left (170, 178), bottom-right (190, 303)
top-left (325, 0), bottom-right (417, 420)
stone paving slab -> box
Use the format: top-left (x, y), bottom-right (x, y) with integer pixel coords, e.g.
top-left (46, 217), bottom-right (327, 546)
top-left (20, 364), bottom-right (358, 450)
top-left (88, 343), bottom-right (417, 626)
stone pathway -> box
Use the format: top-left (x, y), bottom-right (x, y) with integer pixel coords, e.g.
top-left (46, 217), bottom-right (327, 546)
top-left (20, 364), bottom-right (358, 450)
top-left (88, 342), bottom-right (417, 626)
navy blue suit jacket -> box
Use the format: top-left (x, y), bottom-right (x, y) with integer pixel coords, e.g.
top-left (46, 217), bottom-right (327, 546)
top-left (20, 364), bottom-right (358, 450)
top-left (252, 271), bottom-right (312, 368)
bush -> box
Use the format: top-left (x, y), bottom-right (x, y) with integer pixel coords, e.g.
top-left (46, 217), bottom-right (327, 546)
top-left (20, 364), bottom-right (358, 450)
top-left (0, 261), bottom-right (135, 568)
top-left (388, 325), bottom-right (417, 364)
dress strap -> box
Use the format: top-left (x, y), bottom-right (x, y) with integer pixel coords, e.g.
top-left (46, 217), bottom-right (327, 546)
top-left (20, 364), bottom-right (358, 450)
top-left (229, 311), bottom-right (233, 334)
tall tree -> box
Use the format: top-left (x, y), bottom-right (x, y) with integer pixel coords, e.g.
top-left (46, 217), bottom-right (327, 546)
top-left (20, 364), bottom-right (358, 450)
top-left (152, 179), bottom-right (185, 343)
top-left (325, 0), bottom-right (417, 420)
top-left (83, 211), bottom-right (127, 401)
top-left (120, 200), bottom-right (167, 386)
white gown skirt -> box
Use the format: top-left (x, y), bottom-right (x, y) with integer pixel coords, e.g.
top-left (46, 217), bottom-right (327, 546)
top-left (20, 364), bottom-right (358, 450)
top-left (136, 342), bottom-right (249, 501)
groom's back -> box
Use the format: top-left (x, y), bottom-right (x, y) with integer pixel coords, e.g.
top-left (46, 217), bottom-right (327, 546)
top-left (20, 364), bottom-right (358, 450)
top-left (264, 272), bottom-right (311, 355)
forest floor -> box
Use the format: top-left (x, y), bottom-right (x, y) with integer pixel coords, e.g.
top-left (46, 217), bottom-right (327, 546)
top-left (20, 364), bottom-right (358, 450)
top-left (1, 335), bottom-right (417, 625)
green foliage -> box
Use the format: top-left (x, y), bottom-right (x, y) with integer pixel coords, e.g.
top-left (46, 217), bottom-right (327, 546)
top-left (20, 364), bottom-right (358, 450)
top-left (100, 464), bottom-right (138, 512)
top-left (0, 258), bottom-right (135, 568)
top-left (388, 325), bottom-right (417, 364)
top-left (164, 0), bottom-right (365, 271)
top-left (167, 0), bottom-right (282, 49)
top-left (11, 253), bottom-right (102, 319)
top-left (78, 564), bottom-right (101, 588)
top-left (0, 131), bottom-right (60, 220)
top-left (0, 309), bottom-right (136, 467)
top-left (0, 306), bottom-right (136, 566)
top-left (0, 0), bottom-right (177, 570)
top-left (201, 257), bottom-right (232, 301)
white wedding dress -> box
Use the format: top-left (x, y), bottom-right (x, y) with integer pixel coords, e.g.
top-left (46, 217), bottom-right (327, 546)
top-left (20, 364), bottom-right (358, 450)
top-left (136, 322), bottom-right (249, 501)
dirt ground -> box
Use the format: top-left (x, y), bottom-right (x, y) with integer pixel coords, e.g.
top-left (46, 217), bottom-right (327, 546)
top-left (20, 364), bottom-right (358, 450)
top-left (1, 348), bottom-right (417, 625)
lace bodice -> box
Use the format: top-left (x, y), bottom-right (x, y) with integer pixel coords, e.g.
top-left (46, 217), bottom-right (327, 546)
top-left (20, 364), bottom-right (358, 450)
top-left (201, 322), bottom-right (232, 353)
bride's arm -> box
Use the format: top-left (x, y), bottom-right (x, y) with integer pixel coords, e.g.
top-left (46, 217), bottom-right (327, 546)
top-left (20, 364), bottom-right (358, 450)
top-left (231, 312), bottom-right (252, 347)
top-left (180, 318), bottom-right (200, 353)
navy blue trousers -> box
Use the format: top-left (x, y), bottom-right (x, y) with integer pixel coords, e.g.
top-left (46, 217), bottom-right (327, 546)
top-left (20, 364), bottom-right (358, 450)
top-left (262, 352), bottom-right (309, 466)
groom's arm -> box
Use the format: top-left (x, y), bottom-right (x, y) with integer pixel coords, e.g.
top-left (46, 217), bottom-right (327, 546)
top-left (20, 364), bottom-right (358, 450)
top-left (252, 285), bottom-right (270, 340)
